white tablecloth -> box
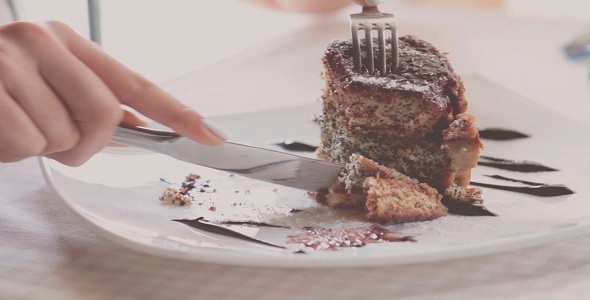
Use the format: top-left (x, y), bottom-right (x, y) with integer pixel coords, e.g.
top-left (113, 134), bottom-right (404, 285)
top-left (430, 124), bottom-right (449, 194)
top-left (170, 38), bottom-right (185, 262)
top-left (2, 3), bottom-right (590, 299)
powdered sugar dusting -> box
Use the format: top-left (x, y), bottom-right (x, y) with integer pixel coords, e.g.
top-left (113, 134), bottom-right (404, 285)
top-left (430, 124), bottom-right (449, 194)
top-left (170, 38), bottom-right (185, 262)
top-left (350, 74), bottom-right (432, 93)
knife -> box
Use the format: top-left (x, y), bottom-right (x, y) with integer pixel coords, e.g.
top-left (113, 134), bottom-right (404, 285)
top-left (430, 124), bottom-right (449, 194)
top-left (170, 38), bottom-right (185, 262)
top-left (112, 124), bottom-right (342, 192)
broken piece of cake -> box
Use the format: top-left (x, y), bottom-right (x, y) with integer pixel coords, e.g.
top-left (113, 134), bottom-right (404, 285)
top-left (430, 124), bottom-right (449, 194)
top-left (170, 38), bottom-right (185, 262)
top-left (318, 154), bottom-right (448, 223)
top-left (160, 186), bottom-right (192, 206)
top-left (315, 35), bottom-right (483, 223)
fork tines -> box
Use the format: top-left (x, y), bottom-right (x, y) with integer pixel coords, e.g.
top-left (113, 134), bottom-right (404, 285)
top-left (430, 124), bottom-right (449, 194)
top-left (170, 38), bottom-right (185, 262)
top-left (350, 6), bottom-right (398, 75)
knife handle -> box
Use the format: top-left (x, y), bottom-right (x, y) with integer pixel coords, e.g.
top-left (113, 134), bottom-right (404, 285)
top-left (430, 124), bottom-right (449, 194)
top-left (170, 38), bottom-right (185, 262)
top-left (118, 123), bottom-right (179, 138)
top-left (113, 124), bottom-right (181, 151)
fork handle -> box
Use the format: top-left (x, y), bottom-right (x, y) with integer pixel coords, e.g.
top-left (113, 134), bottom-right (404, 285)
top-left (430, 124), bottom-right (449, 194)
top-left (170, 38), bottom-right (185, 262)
top-left (352, 0), bottom-right (381, 7)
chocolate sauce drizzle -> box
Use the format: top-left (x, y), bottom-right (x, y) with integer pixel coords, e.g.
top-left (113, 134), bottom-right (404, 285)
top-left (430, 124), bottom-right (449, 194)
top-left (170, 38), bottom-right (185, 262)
top-left (173, 217), bottom-right (288, 250)
top-left (484, 174), bottom-right (550, 186)
top-left (218, 220), bottom-right (290, 229)
top-left (471, 176), bottom-right (575, 197)
top-left (442, 198), bottom-right (497, 217)
top-left (272, 140), bottom-right (318, 152)
top-left (479, 128), bottom-right (530, 141)
top-left (478, 156), bottom-right (558, 172)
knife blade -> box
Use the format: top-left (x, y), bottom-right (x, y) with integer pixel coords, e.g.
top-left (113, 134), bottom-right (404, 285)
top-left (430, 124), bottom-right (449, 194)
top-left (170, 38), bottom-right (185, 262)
top-left (112, 124), bottom-right (342, 192)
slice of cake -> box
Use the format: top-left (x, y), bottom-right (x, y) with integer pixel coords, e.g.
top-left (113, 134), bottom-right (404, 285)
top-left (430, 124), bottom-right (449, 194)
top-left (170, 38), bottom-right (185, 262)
top-left (320, 153), bottom-right (416, 209)
top-left (317, 35), bottom-right (482, 191)
top-left (364, 177), bottom-right (447, 223)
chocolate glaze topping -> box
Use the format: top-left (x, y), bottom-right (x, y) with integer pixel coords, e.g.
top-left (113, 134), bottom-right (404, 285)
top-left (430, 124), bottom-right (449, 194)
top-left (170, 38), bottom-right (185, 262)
top-left (479, 128), bottom-right (529, 140)
top-left (324, 36), bottom-right (467, 114)
top-left (478, 156), bottom-right (558, 172)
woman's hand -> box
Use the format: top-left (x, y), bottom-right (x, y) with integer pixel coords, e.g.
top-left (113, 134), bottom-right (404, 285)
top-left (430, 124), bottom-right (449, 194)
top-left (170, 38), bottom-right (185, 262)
top-left (0, 21), bottom-right (224, 166)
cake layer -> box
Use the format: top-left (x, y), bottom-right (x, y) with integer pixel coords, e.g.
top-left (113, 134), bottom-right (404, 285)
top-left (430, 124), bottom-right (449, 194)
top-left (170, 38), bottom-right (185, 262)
top-left (317, 113), bottom-right (480, 190)
top-left (322, 35), bottom-right (468, 137)
top-left (321, 71), bottom-right (450, 139)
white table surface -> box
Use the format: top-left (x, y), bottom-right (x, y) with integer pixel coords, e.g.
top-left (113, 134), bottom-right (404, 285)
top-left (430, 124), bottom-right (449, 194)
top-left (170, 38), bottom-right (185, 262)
top-left (2, 3), bottom-right (590, 300)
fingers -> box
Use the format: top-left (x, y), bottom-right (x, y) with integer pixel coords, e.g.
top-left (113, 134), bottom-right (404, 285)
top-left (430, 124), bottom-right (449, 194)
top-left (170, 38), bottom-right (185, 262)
top-left (0, 21), bottom-right (224, 167)
top-left (0, 55), bottom-right (81, 156)
top-left (0, 22), bottom-right (122, 166)
top-left (0, 27), bottom-right (80, 162)
top-left (5, 23), bottom-right (123, 166)
top-left (44, 21), bottom-right (225, 146)
top-left (0, 88), bottom-right (45, 163)
top-left (36, 41), bottom-right (123, 166)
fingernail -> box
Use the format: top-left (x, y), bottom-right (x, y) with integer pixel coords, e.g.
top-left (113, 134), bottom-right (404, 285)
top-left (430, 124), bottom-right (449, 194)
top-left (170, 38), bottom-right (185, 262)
top-left (203, 119), bottom-right (230, 140)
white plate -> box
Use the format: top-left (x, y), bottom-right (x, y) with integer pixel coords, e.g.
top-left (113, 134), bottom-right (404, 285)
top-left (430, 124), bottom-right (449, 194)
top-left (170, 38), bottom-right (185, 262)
top-left (41, 74), bottom-right (590, 268)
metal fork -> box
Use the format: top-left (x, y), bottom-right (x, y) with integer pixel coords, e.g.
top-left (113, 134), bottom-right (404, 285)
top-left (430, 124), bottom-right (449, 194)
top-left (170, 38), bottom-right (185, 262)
top-left (350, 0), bottom-right (399, 75)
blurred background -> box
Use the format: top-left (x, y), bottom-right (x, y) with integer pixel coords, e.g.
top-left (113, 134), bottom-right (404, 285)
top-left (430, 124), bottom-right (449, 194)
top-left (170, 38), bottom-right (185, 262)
top-left (12, 0), bottom-right (590, 84)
